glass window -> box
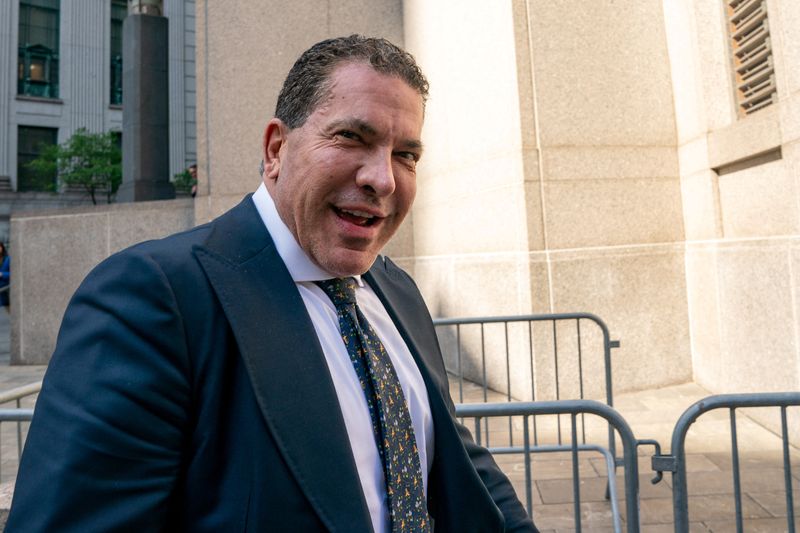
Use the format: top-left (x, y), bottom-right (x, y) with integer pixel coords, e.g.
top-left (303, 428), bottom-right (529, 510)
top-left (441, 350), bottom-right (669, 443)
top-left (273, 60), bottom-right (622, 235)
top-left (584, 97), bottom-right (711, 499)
top-left (17, 0), bottom-right (60, 98)
top-left (110, 0), bottom-right (126, 105)
top-left (17, 126), bottom-right (58, 192)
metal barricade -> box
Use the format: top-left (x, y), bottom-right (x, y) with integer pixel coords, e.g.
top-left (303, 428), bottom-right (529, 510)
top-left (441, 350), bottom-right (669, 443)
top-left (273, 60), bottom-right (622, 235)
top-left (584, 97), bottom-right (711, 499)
top-left (651, 392), bottom-right (800, 533)
top-left (0, 381), bottom-right (40, 483)
top-left (455, 399), bottom-right (643, 533)
top-left (434, 313), bottom-right (619, 445)
top-left (435, 314), bottom-right (622, 522)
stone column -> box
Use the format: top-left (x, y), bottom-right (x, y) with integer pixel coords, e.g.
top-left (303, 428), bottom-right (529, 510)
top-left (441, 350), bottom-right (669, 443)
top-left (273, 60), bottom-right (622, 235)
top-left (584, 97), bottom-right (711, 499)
top-left (117, 0), bottom-right (174, 202)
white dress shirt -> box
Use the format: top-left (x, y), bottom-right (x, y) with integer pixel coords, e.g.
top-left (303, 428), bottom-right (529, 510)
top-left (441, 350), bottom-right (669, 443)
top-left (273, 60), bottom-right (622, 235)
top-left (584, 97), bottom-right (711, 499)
top-left (252, 183), bottom-right (434, 533)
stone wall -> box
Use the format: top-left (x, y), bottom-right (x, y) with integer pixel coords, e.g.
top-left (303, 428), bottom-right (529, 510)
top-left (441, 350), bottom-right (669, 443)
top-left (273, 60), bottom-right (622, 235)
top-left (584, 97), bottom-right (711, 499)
top-left (404, 0), bottom-right (690, 396)
top-left (664, 0), bottom-right (800, 396)
top-left (10, 199), bottom-right (194, 364)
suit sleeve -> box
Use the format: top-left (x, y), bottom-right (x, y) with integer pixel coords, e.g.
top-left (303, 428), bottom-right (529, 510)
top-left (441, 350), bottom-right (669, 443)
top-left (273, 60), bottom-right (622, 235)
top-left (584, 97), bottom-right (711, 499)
top-left (444, 392), bottom-right (539, 532)
top-left (5, 249), bottom-right (191, 532)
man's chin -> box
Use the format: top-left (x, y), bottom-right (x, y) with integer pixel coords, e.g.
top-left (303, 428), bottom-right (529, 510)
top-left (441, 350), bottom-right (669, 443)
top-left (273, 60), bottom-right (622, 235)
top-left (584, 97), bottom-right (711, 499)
top-left (314, 249), bottom-right (379, 278)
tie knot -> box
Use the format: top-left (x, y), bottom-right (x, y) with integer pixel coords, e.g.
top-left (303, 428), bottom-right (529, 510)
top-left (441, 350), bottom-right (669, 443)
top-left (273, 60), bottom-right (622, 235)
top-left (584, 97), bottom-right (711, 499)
top-left (315, 278), bottom-right (357, 307)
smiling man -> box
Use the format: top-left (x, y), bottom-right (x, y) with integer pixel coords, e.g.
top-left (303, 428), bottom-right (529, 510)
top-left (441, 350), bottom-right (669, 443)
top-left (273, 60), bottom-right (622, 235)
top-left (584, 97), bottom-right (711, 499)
top-left (7, 36), bottom-right (538, 533)
top-left (263, 60), bottom-right (422, 277)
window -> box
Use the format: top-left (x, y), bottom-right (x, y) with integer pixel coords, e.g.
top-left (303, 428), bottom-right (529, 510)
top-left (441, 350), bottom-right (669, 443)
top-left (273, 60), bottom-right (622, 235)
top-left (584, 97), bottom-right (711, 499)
top-left (110, 0), bottom-right (126, 106)
top-left (17, 126), bottom-right (58, 192)
top-left (726, 0), bottom-right (777, 116)
top-left (17, 0), bottom-right (60, 99)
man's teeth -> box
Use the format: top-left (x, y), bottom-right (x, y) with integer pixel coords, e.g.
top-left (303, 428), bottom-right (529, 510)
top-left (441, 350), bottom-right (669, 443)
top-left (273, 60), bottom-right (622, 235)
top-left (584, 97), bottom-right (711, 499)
top-left (341, 208), bottom-right (374, 219)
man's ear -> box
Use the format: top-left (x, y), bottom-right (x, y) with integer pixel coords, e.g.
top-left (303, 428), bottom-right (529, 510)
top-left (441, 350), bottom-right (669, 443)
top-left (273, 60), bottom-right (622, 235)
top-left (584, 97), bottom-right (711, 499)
top-left (262, 118), bottom-right (287, 182)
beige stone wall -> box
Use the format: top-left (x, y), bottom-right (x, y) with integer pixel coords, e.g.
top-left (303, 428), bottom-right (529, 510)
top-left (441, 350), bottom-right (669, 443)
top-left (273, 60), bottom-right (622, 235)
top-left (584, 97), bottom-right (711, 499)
top-left (402, 0), bottom-right (533, 315)
top-left (528, 0), bottom-right (690, 393)
top-left (664, 0), bottom-right (800, 401)
top-left (10, 200), bottom-right (195, 364)
top-left (401, 1), bottom-right (536, 398)
top-left (404, 0), bottom-right (690, 396)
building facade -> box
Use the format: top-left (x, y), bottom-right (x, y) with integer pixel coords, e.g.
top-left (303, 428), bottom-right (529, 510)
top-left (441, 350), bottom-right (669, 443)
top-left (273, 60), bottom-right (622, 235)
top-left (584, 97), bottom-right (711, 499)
top-left (0, 0), bottom-right (196, 241)
top-left (10, 0), bottom-right (800, 443)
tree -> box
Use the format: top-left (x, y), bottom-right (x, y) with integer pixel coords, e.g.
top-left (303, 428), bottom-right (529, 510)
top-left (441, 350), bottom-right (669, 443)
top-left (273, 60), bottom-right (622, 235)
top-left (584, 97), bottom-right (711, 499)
top-left (27, 128), bottom-right (122, 205)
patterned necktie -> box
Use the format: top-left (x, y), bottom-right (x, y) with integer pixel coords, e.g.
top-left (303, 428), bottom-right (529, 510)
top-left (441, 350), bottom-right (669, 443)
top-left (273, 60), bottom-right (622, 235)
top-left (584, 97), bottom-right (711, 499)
top-left (315, 278), bottom-right (430, 533)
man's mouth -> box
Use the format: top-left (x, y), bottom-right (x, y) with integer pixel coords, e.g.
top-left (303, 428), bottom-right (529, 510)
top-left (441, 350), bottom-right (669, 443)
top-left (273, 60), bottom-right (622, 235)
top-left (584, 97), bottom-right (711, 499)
top-left (334, 207), bottom-right (381, 227)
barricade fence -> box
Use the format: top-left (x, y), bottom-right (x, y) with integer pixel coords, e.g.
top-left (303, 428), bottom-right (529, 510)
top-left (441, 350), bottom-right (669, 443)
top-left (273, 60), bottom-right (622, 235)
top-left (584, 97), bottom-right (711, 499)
top-left (0, 381), bottom-right (41, 485)
top-left (651, 392), bottom-right (800, 533)
top-left (433, 314), bottom-right (621, 488)
top-left (0, 348), bottom-right (798, 531)
top-left (433, 313), bottom-right (618, 407)
top-left (455, 400), bottom-right (643, 533)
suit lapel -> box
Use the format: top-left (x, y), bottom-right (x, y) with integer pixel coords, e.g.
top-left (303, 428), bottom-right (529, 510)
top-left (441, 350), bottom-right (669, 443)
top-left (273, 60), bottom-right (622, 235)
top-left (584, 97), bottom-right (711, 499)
top-left (193, 197), bottom-right (372, 532)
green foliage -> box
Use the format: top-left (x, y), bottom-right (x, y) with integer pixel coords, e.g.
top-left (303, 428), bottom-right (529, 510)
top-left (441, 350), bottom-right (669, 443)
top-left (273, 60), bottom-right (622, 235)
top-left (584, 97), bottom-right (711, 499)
top-left (172, 169), bottom-right (197, 194)
top-left (23, 143), bottom-right (59, 192)
top-left (26, 128), bottom-right (122, 205)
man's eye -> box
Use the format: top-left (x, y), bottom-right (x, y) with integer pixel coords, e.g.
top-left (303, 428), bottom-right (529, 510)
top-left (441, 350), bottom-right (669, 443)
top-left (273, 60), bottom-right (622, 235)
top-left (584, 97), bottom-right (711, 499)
top-left (395, 151), bottom-right (419, 162)
top-left (337, 130), bottom-right (360, 141)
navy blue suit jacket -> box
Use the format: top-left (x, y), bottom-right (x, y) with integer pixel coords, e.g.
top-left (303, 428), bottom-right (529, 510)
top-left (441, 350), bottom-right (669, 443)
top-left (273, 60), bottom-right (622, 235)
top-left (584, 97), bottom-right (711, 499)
top-left (6, 196), bottom-right (536, 532)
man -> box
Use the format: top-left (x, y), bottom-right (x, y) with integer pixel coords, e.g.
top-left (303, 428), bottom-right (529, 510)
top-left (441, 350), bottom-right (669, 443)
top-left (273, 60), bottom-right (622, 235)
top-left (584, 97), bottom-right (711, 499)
top-left (7, 36), bottom-right (537, 532)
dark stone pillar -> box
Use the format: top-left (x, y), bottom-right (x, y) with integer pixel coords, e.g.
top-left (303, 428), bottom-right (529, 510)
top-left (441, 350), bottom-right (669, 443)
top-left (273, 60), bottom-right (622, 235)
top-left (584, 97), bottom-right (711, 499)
top-left (117, 7), bottom-right (174, 202)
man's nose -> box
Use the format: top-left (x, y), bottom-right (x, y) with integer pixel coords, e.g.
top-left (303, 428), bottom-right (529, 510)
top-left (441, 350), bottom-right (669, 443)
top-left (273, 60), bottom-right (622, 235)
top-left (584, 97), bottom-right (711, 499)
top-left (356, 150), bottom-right (396, 197)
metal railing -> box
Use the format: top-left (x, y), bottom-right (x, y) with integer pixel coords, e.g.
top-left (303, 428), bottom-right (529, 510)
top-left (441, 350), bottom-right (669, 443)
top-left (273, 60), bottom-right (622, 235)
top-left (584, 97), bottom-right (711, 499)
top-left (434, 313), bottom-right (619, 445)
top-left (0, 381), bottom-right (40, 481)
top-left (435, 313), bottom-right (622, 523)
top-left (651, 392), bottom-right (800, 533)
top-left (455, 400), bottom-right (643, 533)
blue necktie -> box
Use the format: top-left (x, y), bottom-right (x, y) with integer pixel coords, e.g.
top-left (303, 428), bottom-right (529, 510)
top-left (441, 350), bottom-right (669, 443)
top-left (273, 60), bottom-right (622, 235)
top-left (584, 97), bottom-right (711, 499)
top-left (316, 278), bottom-right (430, 533)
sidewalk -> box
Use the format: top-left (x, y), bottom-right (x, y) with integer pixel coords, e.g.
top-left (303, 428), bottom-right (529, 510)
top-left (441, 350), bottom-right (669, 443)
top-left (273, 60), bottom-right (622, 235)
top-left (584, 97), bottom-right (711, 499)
top-left (0, 319), bottom-right (795, 531)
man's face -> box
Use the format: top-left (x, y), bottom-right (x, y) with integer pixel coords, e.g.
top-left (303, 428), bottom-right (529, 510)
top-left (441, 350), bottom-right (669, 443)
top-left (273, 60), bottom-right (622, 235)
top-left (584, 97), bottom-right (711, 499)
top-left (263, 62), bottom-right (424, 277)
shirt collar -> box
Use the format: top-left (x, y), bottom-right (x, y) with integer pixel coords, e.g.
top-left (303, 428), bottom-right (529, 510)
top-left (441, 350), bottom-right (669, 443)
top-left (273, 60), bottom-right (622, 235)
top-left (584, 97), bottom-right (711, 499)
top-left (252, 182), bottom-right (364, 286)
